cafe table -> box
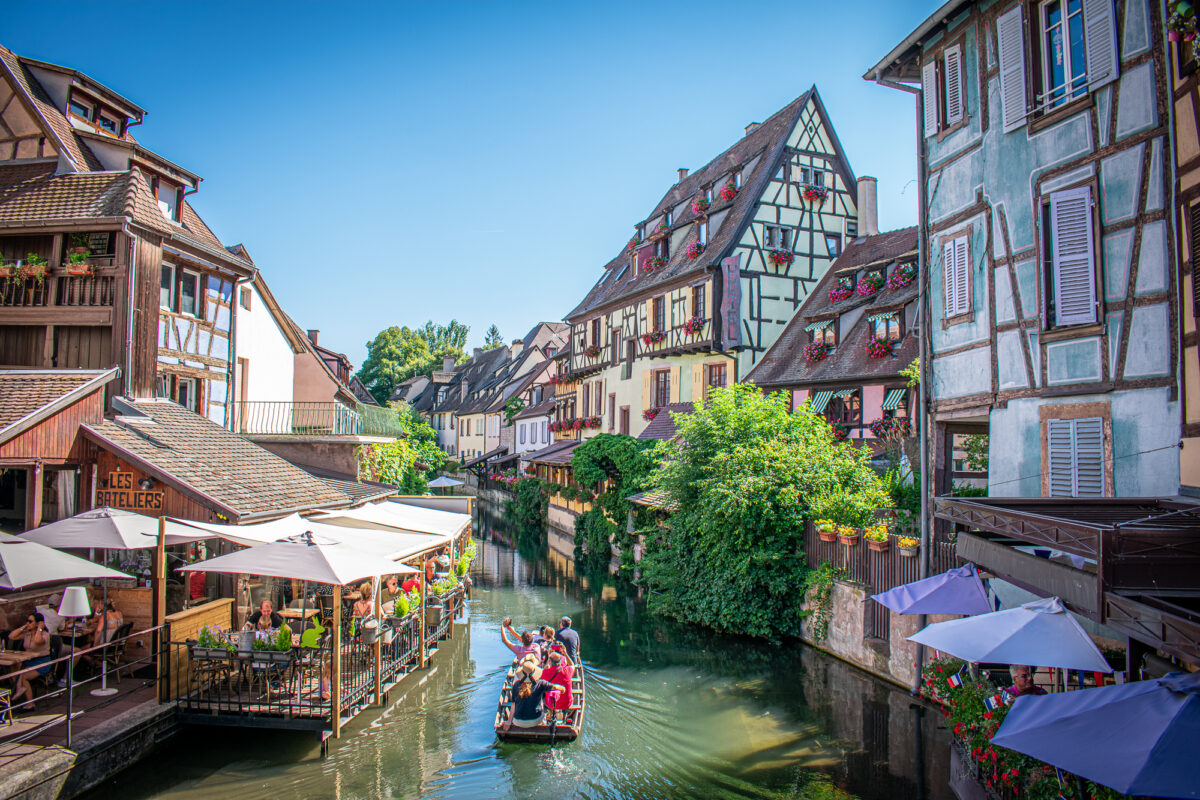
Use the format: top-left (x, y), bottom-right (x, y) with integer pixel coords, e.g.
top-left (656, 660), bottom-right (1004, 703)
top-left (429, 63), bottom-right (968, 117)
top-left (279, 608), bottom-right (319, 621)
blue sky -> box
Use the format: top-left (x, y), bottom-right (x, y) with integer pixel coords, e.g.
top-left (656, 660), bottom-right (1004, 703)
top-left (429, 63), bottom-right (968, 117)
top-left (6, 1), bottom-right (933, 366)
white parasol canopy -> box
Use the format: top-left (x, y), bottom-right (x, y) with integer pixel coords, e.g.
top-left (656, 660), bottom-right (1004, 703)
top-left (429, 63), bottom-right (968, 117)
top-left (314, 501), bottom-right (468, 538)
top-left (426, 476), bottom-right (464, 488)
top-left (908, 596), bottom-right (1112, 672)
top-left (22, 507), bottom-right (211, 550)
top-left (178, 534), bottom-right (417, 585)
top-left (172, 514), bottom-right (447, 561)
top-left (0, 531), bottom-right (132, 589)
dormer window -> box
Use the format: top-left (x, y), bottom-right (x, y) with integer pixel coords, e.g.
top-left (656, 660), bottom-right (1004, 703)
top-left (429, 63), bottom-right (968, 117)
top-left (734, 171), bottom-right (741, 188)
top-left (68, 99), bottom-right (93, 121)
top-left (806, 319), bottom-right (836, 347)
top-left (97, 111), bottom-right (120, 134)
top-left (868, 311), bottom-right (902, 341)
top-left (66, 91), bottom-right (126, 136)
top-left (147, 175), bottom-right (182, 223)
top-left (664, 212), bottom-right (672, 227)
top-left (699, 219), bottom-right (708, 246)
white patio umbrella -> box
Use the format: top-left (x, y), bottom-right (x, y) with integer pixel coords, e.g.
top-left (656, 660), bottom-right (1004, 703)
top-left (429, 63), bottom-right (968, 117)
top-left (907, 596), bottom-right (1112, 673)
top-left (178, 533), bottom-right (418, 586)
top-left (0, 532), bottom-right (131, 589)
top-left (21, 507), bottom-right (210, 550)
top-left (427, 476), bottom-right (463, 489)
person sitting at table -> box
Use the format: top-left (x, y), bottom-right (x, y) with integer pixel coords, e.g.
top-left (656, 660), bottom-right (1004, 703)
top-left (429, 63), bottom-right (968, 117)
top-left (424, 558), bottom-right (437, 584)
top-left (1005, 665), bottom-right (1047, 698)
top-left (35, 594), bottom-right (64, 636)
top-left (255, 613), bottom-right (276, 634)
top-left (8, 613), bottom-right (51, 709)
top-left (247, 600), bottom-right (283, 630)
top-left (382, 575), bottom-right (403, 604)
top-left (401, 574), bottom-right (421, 593)
top-left (352, 583), bottom-right (373, 618)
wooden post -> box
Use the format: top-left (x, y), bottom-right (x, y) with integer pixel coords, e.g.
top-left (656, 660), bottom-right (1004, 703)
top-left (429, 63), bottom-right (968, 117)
top-left (153, 516), bottom-right (167, 700)
top-left (419, 556), bottom-right (427, 669)
top-left (26, 463), bottom-right (43, 531)
top-left (373, 576), bottom-right (382, 706)
top-left (331, 584), bottom-right (342, 739)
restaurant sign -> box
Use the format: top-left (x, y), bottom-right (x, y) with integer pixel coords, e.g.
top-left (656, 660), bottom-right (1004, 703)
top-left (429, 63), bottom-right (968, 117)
top-left (97, 469), bottom-right (163, 511)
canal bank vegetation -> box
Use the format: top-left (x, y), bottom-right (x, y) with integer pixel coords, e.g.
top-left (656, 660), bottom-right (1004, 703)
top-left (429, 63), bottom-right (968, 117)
top-left (571, 434), bottom-right (655, 574)
top-left (639, 383), bottom-right (888, 639)
top-left (355, 405), bottom-right (446, 493)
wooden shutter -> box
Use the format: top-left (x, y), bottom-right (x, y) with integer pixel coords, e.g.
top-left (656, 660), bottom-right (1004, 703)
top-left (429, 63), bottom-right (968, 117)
top-left (943, 240), bottom-right (957, 316)
top-left (1073, 418), bottom-right (1105, 496)
top-left (944, 45), bottom-right (964, 124)
top-left (641, 370), bottom-right (651, 411)
top-left (943, 236), bottom-right (969, 317)
top-left (922, 60), bottom-right (939, 137)
top-left (1050, 187), bottom-right (1098, 326)
top-left (1190, 204), bottom-right (1200, 316)
top-left (997, 5), bottom-right (1028, 133)
top-left (692, 364), bottom-right (704, 403)
top-left (1082, 0), bottom-right (1119, 90)
top-left (669, 365), bottom-right (681, 403)
top-left (1047, 419), bottom-right (1076, 497)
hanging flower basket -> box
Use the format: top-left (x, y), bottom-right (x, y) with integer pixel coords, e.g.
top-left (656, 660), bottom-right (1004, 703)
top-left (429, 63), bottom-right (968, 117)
top-left (888, 263), bottom-right (916, 290)
top-left (643, 407), bottom-right (661, 422)
top-left (768, 249), bottom-right (794, 267)
top-left (836, 526), bottom-right (860, 546)
top-left (719, 181), bottom-right (738, 202)
top-left (865, 338), bottom-right (892, 359)
top-left (584, 345), bottom-right (602, 359)
top-left (868, 537), bottom-right (891, 553)
top-left (644, 255), bottom-right (668, 272)
top-left (641, 331), bottom-right (666, 346)
top-left (627, 236), bottom-right (640, 253)
top-left (815, 520), bottom-right (837, 542)
top-left (683, 316), bottom-right (705, 335)
top-left (803, 185), bottom-right (829, 203)
top-left (828, 280), bottom-right (853, 303)
top-left (864, 524), bottom-right (890, 552)
top-left (831, 423), bottom-right (849, 441)
top-left (653, 221), bottom-right (669, 236)
top-left (856, 272), bottom-right (885, 297)
top-left (803, 341), bottom-right (831, 363)
top-left (897, 537), bottom-right (919, 558)
top-left (1169, 2), bottom-right (1199, 56)
top-left (685, 240), bottom-right (705, 260)
top-left (691, 197), bottom-right (710, 216)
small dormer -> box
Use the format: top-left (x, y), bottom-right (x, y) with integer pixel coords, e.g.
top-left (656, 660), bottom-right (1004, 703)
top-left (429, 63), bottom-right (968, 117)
top-left (143, 171), bottom-right (183, 224)
top-left (22, 58), bottom-right (145, 139)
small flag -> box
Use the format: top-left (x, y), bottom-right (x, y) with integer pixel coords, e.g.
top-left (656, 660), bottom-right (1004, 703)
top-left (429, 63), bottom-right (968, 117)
top-left (984, 693), bottom-right (1005, 711)
top-left (947, 669), bottom-right (964, 689)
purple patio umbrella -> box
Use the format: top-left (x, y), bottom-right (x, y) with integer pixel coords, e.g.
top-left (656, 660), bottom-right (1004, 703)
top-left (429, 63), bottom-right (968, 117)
top-left (871, 563), bottom-right (992, 616)
top-left (991, 671), bottom-right (1200, 798)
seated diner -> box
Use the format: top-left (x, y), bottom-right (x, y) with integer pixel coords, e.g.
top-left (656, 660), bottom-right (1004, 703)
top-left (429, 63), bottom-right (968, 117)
top-left (248, 600), bottom-right (284, 629)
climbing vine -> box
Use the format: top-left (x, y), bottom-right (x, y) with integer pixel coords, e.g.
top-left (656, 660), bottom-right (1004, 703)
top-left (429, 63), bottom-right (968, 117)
top-left (570, 434), bottom-right (656, 574)
top-left (505, 477), bottom-right (549, 562)
top-left (355, 409), bottom-right (444, 494)
top-left (800, 561), bottom-right (844, 643)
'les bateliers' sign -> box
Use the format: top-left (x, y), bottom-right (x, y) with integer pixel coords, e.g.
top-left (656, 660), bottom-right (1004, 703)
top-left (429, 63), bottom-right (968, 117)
top-left (96, 470), bottom-right (163, 511)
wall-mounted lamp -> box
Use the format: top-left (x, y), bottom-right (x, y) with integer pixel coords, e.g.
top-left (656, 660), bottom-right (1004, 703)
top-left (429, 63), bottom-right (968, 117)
top-left (138, 477), bottom-right (156, 491)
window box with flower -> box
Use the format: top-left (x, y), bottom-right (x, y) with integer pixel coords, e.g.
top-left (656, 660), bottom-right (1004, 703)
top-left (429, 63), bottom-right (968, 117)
top-left (652, 220), bottom-right (669, 237)
top-left (828, 278), bottom-right (853, 303)
top-left (626, 236), bottom-right (640, 253)
top-left (803, 341), bottom-right (831, 363)
top-left (856, 272), bottom-right (885, 297)
top-left (644, 255), bottom-right (668, 272)
top-left (683, 316), bottom-right (705, 335)
top-left (584, 345), bottom-right (602, 359)
top-left (685, 240), bottom-right (705, 260)
top-left (690, 196), bottom-right (710, 216)
top-left (865, 338), bottom-right (892, 359)
top-left (864, 524), bottom-right (890, 553)
top-left (803, 185), bottom-right (829, 203)
top-left (643, 407), bottom-right (661, 422)
top-left (831, 422), bottom-right (849, 441)
top-left (887, 262), bottom-right (915, 290)
top-left (836, 525), bottom-right (860, 546)
top-left (814, 519), bottom-right (837, 542)
top-left (719, 181), bottom-right (738, 202)
top-left (641, 331), bottom-right (666, 346)
top-left (897, 536), bottom-right (919, 557)
top-left (768, 249), bottom-right (794, 268)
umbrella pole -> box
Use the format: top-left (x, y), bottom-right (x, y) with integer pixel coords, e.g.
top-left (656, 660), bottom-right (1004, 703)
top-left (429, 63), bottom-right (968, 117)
top-left (92, 554), bottom-right (115, 697)
top-left (66, 617), bottom-right (77, 747)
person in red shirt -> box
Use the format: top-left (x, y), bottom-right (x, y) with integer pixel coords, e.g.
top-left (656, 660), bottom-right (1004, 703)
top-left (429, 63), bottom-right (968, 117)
top-left (541, 649), bottom-right (574, 723)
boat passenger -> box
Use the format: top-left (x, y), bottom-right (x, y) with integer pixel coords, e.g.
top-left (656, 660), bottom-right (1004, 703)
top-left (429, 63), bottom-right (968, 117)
top-left (555, 616), bottom-right (580, 664)
top-left (502, 656), bottom-right (566, 731)
top-left (247, 600), bottom-right (283, 629)
top-left (541, 650), bottom-right (574, 723)
top-left (500, 618), bottom-right (542, 660)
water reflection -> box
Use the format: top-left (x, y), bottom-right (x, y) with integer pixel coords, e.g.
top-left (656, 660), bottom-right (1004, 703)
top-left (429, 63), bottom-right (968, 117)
top-left (86, 503), bottom-right (951, 800)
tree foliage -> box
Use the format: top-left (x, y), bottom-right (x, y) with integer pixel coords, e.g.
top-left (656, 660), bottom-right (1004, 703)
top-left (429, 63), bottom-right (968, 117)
top-left (356, 320), bottom-right (469, 403)
top-left (355, 405), bottom-right (444, 494)
top-left (570, 434), bottom-right (656, 574)
top-left (640, 383), bottom-right (889, 638)
top-left (482, 324), bottom-right (504, 351)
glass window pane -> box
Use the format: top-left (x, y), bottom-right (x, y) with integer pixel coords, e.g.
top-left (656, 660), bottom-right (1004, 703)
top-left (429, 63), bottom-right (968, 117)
top-left (160, 265), bottom-right (174, 310)
top-left (180, 272), bottom-right (197, 316)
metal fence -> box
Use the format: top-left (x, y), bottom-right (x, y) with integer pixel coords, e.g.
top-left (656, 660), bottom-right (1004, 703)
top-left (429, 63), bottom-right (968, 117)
top-left (232, 402), bottom-right (408, 437)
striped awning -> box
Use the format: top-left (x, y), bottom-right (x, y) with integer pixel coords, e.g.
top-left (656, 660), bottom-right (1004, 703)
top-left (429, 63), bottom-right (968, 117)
top-left (867, 312), bottom-right (898, 322)
top-left (804, 320), bottom-right (831, 332)
top-left (882, 388), bottom-right (907, 410)
top-left (808, 390), bottom-right (835, 413)
top-left (834, 389), bottom-right (856, 399)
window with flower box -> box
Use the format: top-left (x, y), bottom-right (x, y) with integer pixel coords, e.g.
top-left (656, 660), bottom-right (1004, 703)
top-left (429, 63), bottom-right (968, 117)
top-left (808, 319), bottom-right (836, 348)
top-left (653, 369), bottom-right (671, 408)
top-left (869, 312), bottom-right (902, 341)
top-left (764, 225), bottom-right (793, 250)
top-left (653, 297), bottom-right (665, 332)
top-left (825, 390), bottom-right (861, 426)
top-left (798, 167), bottom-right (825, 187)
top-left (590, 318), bottom-right (601, 348)
top-left (692, 284), bottom-right (706, 319)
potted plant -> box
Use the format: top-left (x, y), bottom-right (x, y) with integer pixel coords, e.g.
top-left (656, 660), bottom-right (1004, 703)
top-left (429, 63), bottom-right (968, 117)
top-left (815, 519), bottom-right (837, 543)
top-left (641, 331), bottom-right (666, 345)
top-left (644, 255), bottom-right (668, 272)
top-left (584, 344), bottom-right (602, 359)
top-left (19, 253), bottom-right (48, 286)
top-left (690, 196), bottom-right (710, 215)
top-left (864, 524), bottom-right (890, 553)
top-left (683, 316), bottom-right (704, 335)
top-left (768, 249), bottom-right (794, 267)
top-left (836, 525), bottom-right (860, 546)
top-left (828, 279), bottom-right (853, 303)
top-left (626, 235), bottom-right (640, 253)
top-left (719, 181), bottom-right (738, 202)
top-left (803, 185), bottom-right (829, 203)
top-left (831, 422), bottom-right (849, 441)
top-left (653, 220), bottom-right (669, 237)
top-left (803, 341), bottom-right (831, 362)
top-left (888, 262), bottom-right (916, 290)
top-left (194, 624), bottom-right (235, 659)
top-left (898, 536), bottom-right (919, 558)
top-left (643, 407), bottom-right (661, 422)
top-left (856, 272), bottom-right (885, 297)
top-left (865, 338), bottom-right (892, 359)
top-left (685, 240), bottom-right (705, 260)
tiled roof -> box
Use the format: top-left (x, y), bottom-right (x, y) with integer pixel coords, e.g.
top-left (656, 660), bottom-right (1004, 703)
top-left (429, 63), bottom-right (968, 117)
top-left (523, 439), bottom-right (581, 465)
top-left (567, 89), bottom-right (852, 320)
top-left (0, 47), bottom-right (102, 172)
top-left (628, 488), bottom-right (677, 511)
top-left (298, 465), bottom-right (397, 504)
top-left (745, 227), bottom-right (919, 388)
top-left (82, 399), bottom-right (352, 521)
top-left (0, 369), bottom-right (113, 437)
top-left (637, 403), bottom-right (695, 441)
top-left (462, 446), bottom-right (507, 468)
top-left (431, 347), bottom-right (511, 415)
top-left (514, 397), bottom-right (555, 420)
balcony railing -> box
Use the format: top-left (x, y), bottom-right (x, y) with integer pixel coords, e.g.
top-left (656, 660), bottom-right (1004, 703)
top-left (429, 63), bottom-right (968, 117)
top-left (1, 267), bottom-right (119, 308)
top-left (233, 401), bottom-right (409, 437)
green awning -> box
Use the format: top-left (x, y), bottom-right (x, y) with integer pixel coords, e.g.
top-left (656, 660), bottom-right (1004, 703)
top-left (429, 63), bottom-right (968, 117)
top-left (808, 390), bottom-right (835, 413)
top-left (867, 312), bottom-right (898, 322)
top-left (882, 388), bottom-right (907, 410)
top-left (834, 389), bottom-right (856, 399)
top-left (804, 320), bottom-right (831, 332)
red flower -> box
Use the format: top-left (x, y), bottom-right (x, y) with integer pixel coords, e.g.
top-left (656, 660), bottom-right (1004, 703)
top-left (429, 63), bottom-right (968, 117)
top-left (983, 710), bottom-right (993, 720)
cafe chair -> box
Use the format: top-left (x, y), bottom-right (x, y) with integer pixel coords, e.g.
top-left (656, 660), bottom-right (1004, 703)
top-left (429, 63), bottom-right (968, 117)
top-left (102, 621), bottom-right (134, 684)
top-left (0, 688), bottom-right (11, 726)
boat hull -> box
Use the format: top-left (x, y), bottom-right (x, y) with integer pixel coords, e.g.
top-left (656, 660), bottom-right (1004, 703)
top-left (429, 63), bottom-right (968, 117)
top-left (494, 661), bottom-right (585, 742)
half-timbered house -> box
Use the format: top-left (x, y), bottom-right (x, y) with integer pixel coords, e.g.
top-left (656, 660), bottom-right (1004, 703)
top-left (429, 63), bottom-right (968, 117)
top-left (562, 88), bottom-right (869, 438)
top-left (1172, 29), bottom-right (1200, 493)
top-left (0, 45), bottom-right (253, 424)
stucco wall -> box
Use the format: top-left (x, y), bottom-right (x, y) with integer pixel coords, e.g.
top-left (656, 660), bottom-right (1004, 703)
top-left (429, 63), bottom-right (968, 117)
top-left (236, 282), bottom-right (296, 404)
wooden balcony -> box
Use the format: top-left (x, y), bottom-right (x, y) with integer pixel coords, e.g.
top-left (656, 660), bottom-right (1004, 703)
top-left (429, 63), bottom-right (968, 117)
top-left (567, 317), bottom-right (715, 378)
top-left (1, 264), bottom-right (120, 326)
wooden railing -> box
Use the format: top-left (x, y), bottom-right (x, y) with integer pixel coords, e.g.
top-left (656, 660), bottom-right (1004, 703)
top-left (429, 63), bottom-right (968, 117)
top-left (568, 317), bottom-right (714, 376)
top-left (1, 270), bottom-right (118, 308)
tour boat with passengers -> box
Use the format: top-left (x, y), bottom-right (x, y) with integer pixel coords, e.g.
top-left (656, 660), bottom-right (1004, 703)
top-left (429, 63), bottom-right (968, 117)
top-left (493, 658), bottom-right (585, 742)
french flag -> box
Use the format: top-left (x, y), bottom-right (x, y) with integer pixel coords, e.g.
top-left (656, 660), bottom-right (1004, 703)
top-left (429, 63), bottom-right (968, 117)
top-left (947, 670), bottom-right (964, 689)
top-left (984, 693), bottom-right (1005, 711)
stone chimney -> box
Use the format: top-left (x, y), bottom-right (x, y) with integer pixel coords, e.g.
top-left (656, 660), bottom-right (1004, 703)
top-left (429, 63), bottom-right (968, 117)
top-left (856, 176), bottom-right (879, 237)
top-left (745, 122), bottom-right (761, 136)
top-left (473, 347), bottom-right (483, 359)
top-left (442, 355), bottom-right (456, 372)
top-left (510, 338), bottom-right (524, 358)
top-left (306, 329), bottom-right (319, 346)
top-left (677, 167), bottom-right (688, 182)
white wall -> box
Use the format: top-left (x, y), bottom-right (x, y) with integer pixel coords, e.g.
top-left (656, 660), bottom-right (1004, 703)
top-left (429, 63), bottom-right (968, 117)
top-left (236, 281), bottom-right (296, 405)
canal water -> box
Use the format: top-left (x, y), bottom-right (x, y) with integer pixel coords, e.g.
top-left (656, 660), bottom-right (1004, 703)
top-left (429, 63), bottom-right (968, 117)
top-left (90, 503), bottom-right (953, 800)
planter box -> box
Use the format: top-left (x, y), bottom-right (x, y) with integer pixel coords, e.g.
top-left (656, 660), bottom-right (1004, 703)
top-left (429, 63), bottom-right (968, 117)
top-left (899, 545), bottom-right (919, 558)
top-left (817, 529), bottom-right (837, 542)
top-left (424, 604), bottom-right (444, 627)
top-left (251, 649), bottom-right (292, 665)
top-left (837, 534), bottom-right (860, 547)
top-left (191, 646), bottom-right (232, 660)
top-left (867, 539), bottom-right (890, 553)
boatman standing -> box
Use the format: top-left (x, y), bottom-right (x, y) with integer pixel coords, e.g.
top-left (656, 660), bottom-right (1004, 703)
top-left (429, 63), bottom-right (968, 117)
top-left (555, 616), bottom-right (580, 664)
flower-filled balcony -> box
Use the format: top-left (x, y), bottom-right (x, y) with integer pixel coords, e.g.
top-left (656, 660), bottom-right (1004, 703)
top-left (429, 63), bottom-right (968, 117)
top-left (639, 316), bottom-right (713, 358)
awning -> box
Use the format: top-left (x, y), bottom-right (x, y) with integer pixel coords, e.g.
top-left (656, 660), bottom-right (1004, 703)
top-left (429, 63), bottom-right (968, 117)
top-left (461, 446), bottom-right (508, 468)
top-left (834, 388), bottom-right (856, 398)
top-left (867, 312), bottom-right (898, 322)
top-left (804, 320), bottom-right (831, 332)
top-left (808, 390), bottom-right (835, 413)
top-left (882, 388), bottom-right (907, 410)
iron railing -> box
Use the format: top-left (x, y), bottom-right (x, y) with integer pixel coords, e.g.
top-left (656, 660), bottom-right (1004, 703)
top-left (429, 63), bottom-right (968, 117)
top-left (232, 401), bottom-right (407, 437)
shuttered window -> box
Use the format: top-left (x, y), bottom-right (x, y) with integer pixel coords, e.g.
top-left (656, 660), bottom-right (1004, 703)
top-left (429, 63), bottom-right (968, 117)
top-left (1189, 203), bottom-right (1200, 317)
top-left (944, 45), bottom-right (964, 124)
top-left (943, 234), bottom-right (970, 318)
top-left (1081, 0), bottom-right (1119, 90)
top-left (922, 60), bottom-right (939, 137)
top-left (1047, 417), bottom-right (1105, 497)
top-left (1047, 187), bottom-right (1098, 327)
top-left (997, 5), bottom-right (1028, 132)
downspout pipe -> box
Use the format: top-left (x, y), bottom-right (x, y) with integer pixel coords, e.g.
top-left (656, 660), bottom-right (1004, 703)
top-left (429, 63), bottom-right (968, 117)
top-left (873, 69), bottom-right (930, 695)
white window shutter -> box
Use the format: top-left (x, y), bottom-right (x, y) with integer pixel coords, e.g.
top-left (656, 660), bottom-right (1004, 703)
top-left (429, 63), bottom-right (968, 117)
top-left (922, 60), bottom-right (939, 137)
top-left (997, 5), bottom-right (1028, 133)
top-left (943, 239), bottom-right (958, 316)
top-left (1050, 187), bottom-right (1098, 326)
top-left (1047, 419), bottom-right (1076, 497)
top-left (954, 237), bottom-right (970, 316)
top-left (1073, 417), bottom-right (1105, 496)
top-left (1082, 0), bottom-right (1119, 89)
top-left (944, 45), bottom-right (964, 124)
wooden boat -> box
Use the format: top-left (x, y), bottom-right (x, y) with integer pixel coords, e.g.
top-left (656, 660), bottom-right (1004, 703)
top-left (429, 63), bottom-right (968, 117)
top-left (493, 660), bottom-right (585, 742)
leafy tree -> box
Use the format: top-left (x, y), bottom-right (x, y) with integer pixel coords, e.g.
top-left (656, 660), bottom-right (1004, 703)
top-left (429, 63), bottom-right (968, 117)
top-left (355, 406), bottom-right (444, 494)
top-left (570, 434), bottom-right (656, 574)
top-left (356, 320), bottom-right (470, 403)
top-left (482, 324), bottom-right (504, 351)
top-left (640, 383), bottom-right (888, 639)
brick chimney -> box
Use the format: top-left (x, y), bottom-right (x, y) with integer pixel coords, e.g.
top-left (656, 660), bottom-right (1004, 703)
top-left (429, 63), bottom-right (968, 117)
top-left (443, 356), bottom-right (456, 371)
top-left (510, 338), bottom-right (524, 358)
top-left (473, 347), bottom-right (483, 359)
top-left (677, 168), bottom-right (688, 182)
top-left (745, 122), bottom-right (761, 136)
top-left (856, 176), bottom-right (879, 237)
top-left (306, 329), bottom-right (319, 346)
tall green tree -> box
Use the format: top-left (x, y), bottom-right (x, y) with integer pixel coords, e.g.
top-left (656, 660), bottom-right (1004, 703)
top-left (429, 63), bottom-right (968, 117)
top-left (570, 434), bottom-right (655, 574)
top-left (356, 320), bottom-right (469, 403)
top-left (482, 324), bottom-right (504, 351)
top-left (640, 383), bottom-right (888, 639)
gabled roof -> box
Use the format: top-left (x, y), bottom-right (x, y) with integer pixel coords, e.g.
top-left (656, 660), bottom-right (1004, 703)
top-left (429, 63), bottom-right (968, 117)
top-left (298, 465), bottom-right (396, 505)
top-left (637, 402), bottom-right (695, 442)
top-left (745, 226), bottom-right (919, 388)
top-left (247, 271), bottom-right (309, 354)
top-left (514, 397), bottom-right (555, 420)
top-left (81, 398), bottom-right (352, 522)
top-left (0, 368), bottom-right (118, 444)
top-left (0, 161), bottom-right (173, 236)
top-left (567, 87), bottom-right (854, 321)
top-left (523, 439), bottom-right (581, 465)
top-left (0, 46), bottom-right (102, 172)
top-left (431, 346), bottom-right (511, 415)
top-left (864, 0), bottom-right (972, 82)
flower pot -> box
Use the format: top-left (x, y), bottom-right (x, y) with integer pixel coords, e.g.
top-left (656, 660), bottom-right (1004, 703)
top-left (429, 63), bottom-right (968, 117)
top-left (837, 533), bottom-right (860, 547)
top-left (899, 545), bottom-right (919, 558)
top-left (361, 617), bottom-right (379, 646)
top-left (867, 539), bottom-right (890, 553)
top-left (817, 528), bottom-right (837, 542)
top-left (424, 604), bottom-right (444, 627)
